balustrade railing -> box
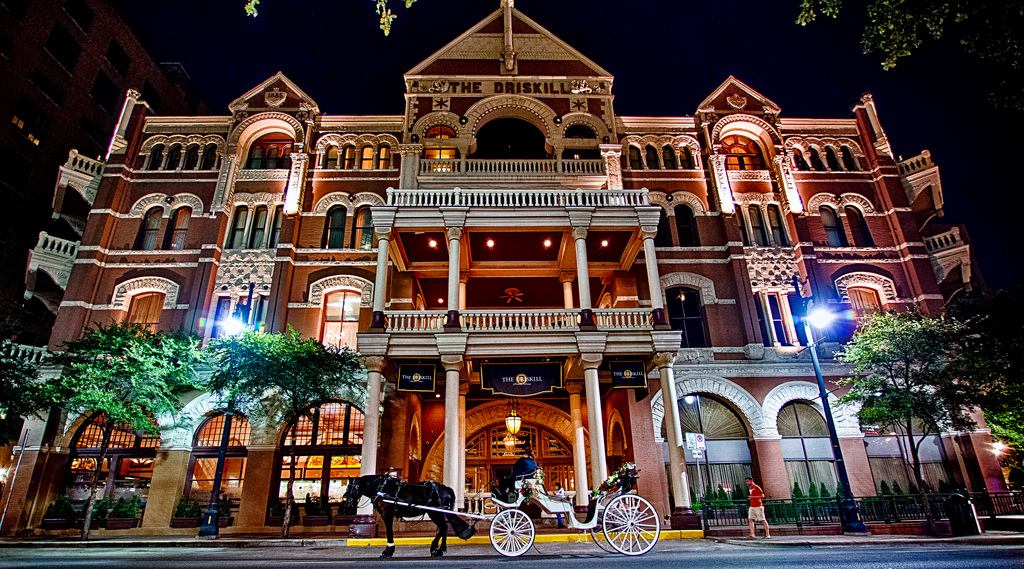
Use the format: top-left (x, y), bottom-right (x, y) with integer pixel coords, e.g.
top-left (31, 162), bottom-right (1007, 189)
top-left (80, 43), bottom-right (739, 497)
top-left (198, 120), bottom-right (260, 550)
top-left (382, 308), bottom-right (654, 333)
top-left (64, 150), bottom-right (104, 177)
top-left (419, 158), bottom-right (605, 176)
top-left (925, 227), bottom-right (962, 253)
top-left (33, 231), bottom-right (79, 259)
top-left (1, 341), bottom-right (47, 364)
top-left (386, 187), bottom-right (649, 208)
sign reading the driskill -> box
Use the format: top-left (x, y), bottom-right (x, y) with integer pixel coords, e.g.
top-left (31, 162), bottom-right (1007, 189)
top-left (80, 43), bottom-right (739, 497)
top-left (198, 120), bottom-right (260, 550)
top-left (397, 364), bottom-right (437, 393)
top-left (480, 362), bottom-right (563, 397)
top-left (609, 360), bottom-right (648, 389)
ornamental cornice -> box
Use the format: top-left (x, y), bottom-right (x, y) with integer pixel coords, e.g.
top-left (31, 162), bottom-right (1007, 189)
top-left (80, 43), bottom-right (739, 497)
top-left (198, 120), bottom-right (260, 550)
top-left (129, 193), bottom-right (205, 217)
top-left (231, 191), bottom-right (285, 207)
top-left (834, 271), bottom-right (898, 303)
top-left (668, 191), bottom-right (707, 215)
top-left (806, 192), bottom-right (876, 214)
top-left (306, 274), bottom-right (373, 308)
top-left (710, 114), bottom-right (782, 146)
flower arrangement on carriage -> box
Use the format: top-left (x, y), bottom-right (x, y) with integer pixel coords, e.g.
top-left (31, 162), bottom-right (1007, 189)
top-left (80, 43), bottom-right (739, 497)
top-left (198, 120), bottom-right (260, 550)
top-left (592, 462), bottom-right (639, 498)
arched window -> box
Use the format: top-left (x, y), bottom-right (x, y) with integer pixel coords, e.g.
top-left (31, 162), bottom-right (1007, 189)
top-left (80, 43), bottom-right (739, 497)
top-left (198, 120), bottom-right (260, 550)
top-left (841, 146), bottom-right (859, 171)
top-left (227, 206), bottom-right (248, 249)
top-left (353, 207), bottom-right (373, 250)
top-left (162, 206), bottom-right (190, 250)
top-left (325, 146), bottom-right (339, 169)
top-left (321, 290), bottom-right (360, 349)
top-left (341, 145), bottom-right (356, 169)
top-left (376, 145), bottom-right (391, 169)
top-left (564, 125), bottom-right (595, 138)
top-left (766, 204), bottom-right (789, 246)
top-left (662, 146), bottom-right (677, 169)
top-left (146, 144), bottom-right (164, 170)
top-left (182, 145), bottom-right (199, 170)
top-left (674, 204), bottom-right (700, 246)
top-left (126, 291), bottom-right (164, 331)
top-left (735, 207), bottom-right (750, 246)
top-left (792, 149), bottom-right (810, 171)
top-left (66, 413), bottom-right (159, 507)
top-left (845, 206), bottom-right (873, 247)
top-left (679, 146), bottom-right (695, 170)
top-left (645, 145), bottom-right (660, 169)
top-left (809, 148), bottom-right (827, 171)
top-left (825, 147), bottom-right (842, 171)
top-left (654, 207), bottom-right (672, 246)
top-left (322, 206), bottom-right (347, 249)
top-left (247, 206), bottom-right (268, 249)
top-left (426, 125), bottom-right (456, 139)
top-left (674, 395), bottom-right (750, 500)
top-left (778, 401), bottom-right (836, 496)
top-left (748, 206), bottom-right (768, 247)
top-left (245, 133), bottom-right (293, 169)
top-left (164, 144), bottom-right (182, 170)
top-left (666, 287), bottom-right (707, 348)
top-left (268, 206), bottom-right (283, 248)
top-left (848, 286), bottom-right (881, 317)
top-left (423, 125), bottom-right (458, 162)
top-left (359, 146), bottom-right (374, 170)
top-left (188, 413), bottom-right (250, 505)
top-left (628, 146), bottom-right (642, 170)
top-left (278, 401), bottom-right (365, 507)
top-left (134, 207), bottom-right (162, 250)
top-left (820, 206), bottom-right (847, 247)
top-left (200, 144), bottom-right (218, 170)
top-left (722, 135), bottom-right (765, 170)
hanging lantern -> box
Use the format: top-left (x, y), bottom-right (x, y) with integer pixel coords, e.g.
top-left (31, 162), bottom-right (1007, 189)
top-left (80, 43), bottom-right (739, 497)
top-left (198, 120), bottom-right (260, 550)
top-left (505, 401), bottom-right (522, 435)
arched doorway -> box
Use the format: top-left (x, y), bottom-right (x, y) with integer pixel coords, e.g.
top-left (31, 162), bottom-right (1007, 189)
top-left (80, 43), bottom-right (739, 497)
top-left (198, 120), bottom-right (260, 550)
top-left (464, 422), bottom-right (575, 495)
top-left (65, 413), bottom-right (159, 512)
top-left (777, 401), bottom-right (837, 497)
top-left (472, 117), bottom-right (547, 159)
top-left (667, 394), bottom-right (752, 501)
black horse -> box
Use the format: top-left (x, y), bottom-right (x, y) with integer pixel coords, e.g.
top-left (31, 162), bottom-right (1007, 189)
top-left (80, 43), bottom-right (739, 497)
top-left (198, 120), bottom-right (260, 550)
top-left (343, 475), bottom-right (476, 558)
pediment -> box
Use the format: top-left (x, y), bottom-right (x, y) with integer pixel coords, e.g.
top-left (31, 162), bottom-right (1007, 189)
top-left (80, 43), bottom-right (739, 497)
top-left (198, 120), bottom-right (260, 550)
top-left (406, 6), bottom-right (612, 79)
top-left (697, 76), bottom-right (780, 115)
top-left (228, 72), bottom-right (320, 115)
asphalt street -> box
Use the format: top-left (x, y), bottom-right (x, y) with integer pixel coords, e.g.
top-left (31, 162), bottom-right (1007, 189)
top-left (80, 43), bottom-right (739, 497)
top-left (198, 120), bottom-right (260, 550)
top-left (1, 541), bottom-right (1023, 569)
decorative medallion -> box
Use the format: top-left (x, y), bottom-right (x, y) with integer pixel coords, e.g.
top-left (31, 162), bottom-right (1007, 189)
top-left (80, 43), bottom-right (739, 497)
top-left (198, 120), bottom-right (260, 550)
top-left (726, 93), bottom-right (747, 110)
top-left (265, 88), bottom-right (287, 107)
top-left (571, 80), bottom-right (593, 94)
top-left (500, 287), bottom-right (524, 303)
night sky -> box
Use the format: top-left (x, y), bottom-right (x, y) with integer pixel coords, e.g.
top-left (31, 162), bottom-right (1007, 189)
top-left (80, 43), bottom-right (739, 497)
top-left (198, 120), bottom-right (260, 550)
top-left (110, 0), bottom-right (1021, 289)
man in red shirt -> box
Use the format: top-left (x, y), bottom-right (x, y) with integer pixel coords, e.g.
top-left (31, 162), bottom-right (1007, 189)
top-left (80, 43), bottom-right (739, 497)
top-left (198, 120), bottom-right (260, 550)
top-left (746, 476), bottom-right (770, 538)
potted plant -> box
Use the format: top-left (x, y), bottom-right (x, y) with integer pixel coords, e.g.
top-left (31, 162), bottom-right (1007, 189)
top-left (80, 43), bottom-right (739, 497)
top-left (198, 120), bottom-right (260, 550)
top-left (170, 497), bottom-right (202, 528)
top-left (86, 498), bottom-right (110, 529)
top-left (40, 495), bottom-right (76, 530)
top-left (217, 496), bottom-right (234, 528)
top-left (105, 495), bottom-right (141, 530)
top-left (267, 500), bottom-right (297, 526)
top-left (332, 500), bottom-right (356, 527)
top-left (301, 494), bottom-right (331, 526)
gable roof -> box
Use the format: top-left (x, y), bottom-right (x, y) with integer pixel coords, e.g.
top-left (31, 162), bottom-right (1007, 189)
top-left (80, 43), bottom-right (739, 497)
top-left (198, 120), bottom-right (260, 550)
top-left (406, 6), bottom-right (612, 78)
top-left (697, 76), bottom-right (780, 114)
top-left (228, 71), bottom-right (320, 114)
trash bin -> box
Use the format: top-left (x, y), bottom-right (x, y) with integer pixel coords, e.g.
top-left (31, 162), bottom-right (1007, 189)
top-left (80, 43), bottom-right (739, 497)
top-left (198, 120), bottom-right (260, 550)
top-left (945, 493), bottom-right (981, 536)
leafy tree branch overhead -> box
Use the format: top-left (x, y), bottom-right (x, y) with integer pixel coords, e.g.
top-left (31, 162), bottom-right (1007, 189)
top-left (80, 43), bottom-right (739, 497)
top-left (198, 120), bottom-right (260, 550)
top-left (244, 0), bottom-right (418, 35)
top-left (798, 0), bottom-right (1024, 110)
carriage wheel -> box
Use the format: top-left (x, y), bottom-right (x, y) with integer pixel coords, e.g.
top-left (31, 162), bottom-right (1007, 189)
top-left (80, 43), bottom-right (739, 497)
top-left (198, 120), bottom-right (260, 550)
top-left (589, 527), bottom-right (615, 553)
top-left (490, 508), bottom-right (535, 557)
top-left (601, 495), bottom-right (660, 556)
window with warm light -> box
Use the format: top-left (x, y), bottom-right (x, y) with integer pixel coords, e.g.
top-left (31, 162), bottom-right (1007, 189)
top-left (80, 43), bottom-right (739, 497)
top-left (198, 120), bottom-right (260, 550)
top-left (188, 413), bottom-right (250, 504)
top-left (134, 207), bottom-right (162, 250)
top-left (126, 291), bottom-right (164, 331)
top-left (424, 126), bottom-right (458, 163)
top-left (341, 145), bottom-right (356, 169)
top-left (278, 401), bottom-right (365, 506)
top-left (353, 207), bottom-right (373, 250)
top-left (848, 286), bottom-right (881, 318)
top-left (66, 413), bottom-right (159, 506)
top-left (244, 133), bottom-right (293, 170)
top-left (325, 146), bottom-right (339, 169)
top-left (722, 135), bottom-right (765, 170)
top-left (377, 145), bottom-right (391, 169)
top-left (359, 146), bottom-right (374, 169)
top-left (321, 290), bottom-right (360, 349)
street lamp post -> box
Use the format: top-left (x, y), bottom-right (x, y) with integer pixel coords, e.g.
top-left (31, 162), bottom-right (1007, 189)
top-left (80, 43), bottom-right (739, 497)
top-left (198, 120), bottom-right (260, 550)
top-left (795, 278), bottom-right (868, 534)
top-left (198, 402), bottom-right (234, 538)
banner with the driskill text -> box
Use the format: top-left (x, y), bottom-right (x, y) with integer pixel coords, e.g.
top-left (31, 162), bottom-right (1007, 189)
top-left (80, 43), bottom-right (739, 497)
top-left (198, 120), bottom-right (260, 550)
top-left (480, 362), bottom-right (563, 397)
top-left (397, 364), bottom-right (437, 393)
top-left (609, 360), bottom-right (648, 389)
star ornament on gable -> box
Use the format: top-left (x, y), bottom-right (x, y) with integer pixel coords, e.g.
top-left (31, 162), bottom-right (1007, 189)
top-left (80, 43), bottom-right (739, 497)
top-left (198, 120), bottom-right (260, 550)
top-left (434, 97), bottom-right (450, 110)
top-left (500, 288), bottom-right (524, 303)
top-left (572, 99), bottom-right (587, 111)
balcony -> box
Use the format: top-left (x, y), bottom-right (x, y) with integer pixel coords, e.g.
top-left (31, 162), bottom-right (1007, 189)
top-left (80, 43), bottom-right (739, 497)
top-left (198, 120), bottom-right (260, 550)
top-left (2, 342), bottom-right (48, 364)
top-left (56, 149), bottom-right (104, 207)
top-left (383, 308), bottom-right (653, 333)
top-left (420, 158), bottom-right (604, 176)
top-left (386, 187), bottom-right (649, 208)
top-left (26, 232), bottom-right (79, 291)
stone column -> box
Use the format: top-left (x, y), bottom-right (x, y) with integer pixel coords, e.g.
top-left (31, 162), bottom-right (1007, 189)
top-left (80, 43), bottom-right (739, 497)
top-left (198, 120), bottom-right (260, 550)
top-left (140, 449), bottom-right (190, 529)
top-left (236, 446), bottom-right (277, 530)
top-left (572, 227), bottom-right (595, 328)
top-left (458, 272), bottom-right (468, 311)
top-left (565, 381), bottom-right (589, 507)
top-left (581, 354), bottom-right (607, 485)
top-left (560, 271), bottom-right (575, 309)
top-left (369, 229), bottom-right (391, 329)
top-left (457, 381), bottom-right (468, 510)
top-left (444, 227), bottom-right (462, 331)
top-left (398, 144), bottom-right (422, 189)
top-left (599, 143), bottom-right (623, 190)
top-left (441, 356), bottom-right (463, 494)
top-left (640, 228), bottom-right (668, 327)
top-left (350, 356), bottom-right (384, 537)
top-left (655, 352), bottom-right (690, 511)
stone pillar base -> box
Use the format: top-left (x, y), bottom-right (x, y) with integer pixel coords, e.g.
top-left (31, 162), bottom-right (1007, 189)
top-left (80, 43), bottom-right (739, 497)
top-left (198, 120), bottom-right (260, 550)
top-left (348, 515), bottom-right (377, 538)
top-left (670, 507), bottom-right (702, 530)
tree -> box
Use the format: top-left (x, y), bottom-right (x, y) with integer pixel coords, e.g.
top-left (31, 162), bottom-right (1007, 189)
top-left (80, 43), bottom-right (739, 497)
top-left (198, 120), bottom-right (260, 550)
top-left (796, 0), bottom-right (1024, 110)
top-left (206, 328), bottom-right (364, 538)
top-left (46, 323), bottom-right (203, 540)
top-left (244, 0), bottom-right (418, 35)
top-left (0, 341), bottom-right (45, 443)
top-left (838, 310), bottom-right (984, 533)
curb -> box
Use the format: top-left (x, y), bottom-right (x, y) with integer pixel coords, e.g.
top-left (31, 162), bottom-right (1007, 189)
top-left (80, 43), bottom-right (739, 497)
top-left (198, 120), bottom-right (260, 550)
top-left (714, 535), bottom-right (1024, 548)
top-left (347, 529), bottom-right (703, 547)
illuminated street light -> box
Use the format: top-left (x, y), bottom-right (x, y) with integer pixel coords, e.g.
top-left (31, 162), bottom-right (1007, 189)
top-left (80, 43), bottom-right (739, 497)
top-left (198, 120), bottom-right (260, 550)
top-left (807, 307), bottom-right (837, 329)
